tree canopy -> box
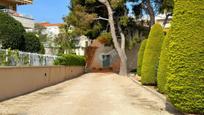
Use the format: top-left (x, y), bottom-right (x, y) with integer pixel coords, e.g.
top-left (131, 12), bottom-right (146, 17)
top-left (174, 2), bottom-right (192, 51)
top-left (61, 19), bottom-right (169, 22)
top-left (24, 32), bottom-right (44, 53)
top-left (55, 25), bottom-right (77, 54)
top-left (0, 12), bottom-right (25, 50)
top-left (65, 0), bottom-right (172, 75)
top-left (65, 0), bottom-right (172, 40)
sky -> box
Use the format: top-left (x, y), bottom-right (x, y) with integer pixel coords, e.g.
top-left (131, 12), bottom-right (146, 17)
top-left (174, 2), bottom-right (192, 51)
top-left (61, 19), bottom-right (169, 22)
top-left (18, 0), bottom-right (70, 23)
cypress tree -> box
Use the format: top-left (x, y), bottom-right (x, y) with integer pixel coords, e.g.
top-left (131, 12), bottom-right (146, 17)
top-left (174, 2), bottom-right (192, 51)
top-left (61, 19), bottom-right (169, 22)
top-left (166, 0), bottom-right (204, 113)
top-left (157, 32), bottom-right (171, 93)
top-left (137, 39), bottom-right (147, 76)
top-left (141, 24), bottom-right (164, 85)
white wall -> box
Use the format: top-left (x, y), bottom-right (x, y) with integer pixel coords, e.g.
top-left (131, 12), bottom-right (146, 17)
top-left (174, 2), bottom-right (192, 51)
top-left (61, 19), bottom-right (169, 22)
top-left (41, 26), bottom-right (61, 55)
top-left (75, 36), bottom-right (91, 56)
top-left (11, 15), bottom-right (34, 30)
top-left (42, 26), bottom-right (60, 39)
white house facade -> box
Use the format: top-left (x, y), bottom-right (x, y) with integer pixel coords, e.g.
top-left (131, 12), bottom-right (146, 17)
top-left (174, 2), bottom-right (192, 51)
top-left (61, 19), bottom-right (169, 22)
top-left (36, 22), bottom-right (63, 55)
top-left (75, 35), bottom-right (91, 56)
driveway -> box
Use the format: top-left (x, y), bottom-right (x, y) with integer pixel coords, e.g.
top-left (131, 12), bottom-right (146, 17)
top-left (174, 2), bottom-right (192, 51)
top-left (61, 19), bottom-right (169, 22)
top-left (0, 73), bottom-right (181, 115)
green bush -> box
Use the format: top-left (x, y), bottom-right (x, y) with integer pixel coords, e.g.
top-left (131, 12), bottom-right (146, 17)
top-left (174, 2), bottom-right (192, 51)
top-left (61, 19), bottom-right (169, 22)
top-left (24, 32), bottom-right (42, 53)
top-left (166, 0), bottom-right (204, 114)
top-left (141, 24), bottom-right (164, 85)
top-left (0, 12), bottom-right (25, 50)
top-left (39, 44), bottom-right (45, 54)
top-left (137, 39), bottom-right (147, 76)
top-left (54, 54), bottom-right (85, 66)
top-left (157, 32), bottom-right (171, 93)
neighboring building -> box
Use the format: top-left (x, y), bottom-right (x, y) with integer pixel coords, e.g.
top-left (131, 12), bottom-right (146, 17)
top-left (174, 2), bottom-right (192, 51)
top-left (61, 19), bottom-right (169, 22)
top-left (74, 35), bottom-right (91, 56)
top-left (37, 22), bottom-right (63, 39)
top-left (36, 23), bottom-right (91, 56)
top-left (86, 39), bottom-right (140, 73)
top-left (86, 40), bottom-right (120, 72)
top-left (0, 0), bottom-right (34, 31)
top-left (155, 14), bottom-right (172, 29)
top-left (36, 22), bottom-right (64, 55)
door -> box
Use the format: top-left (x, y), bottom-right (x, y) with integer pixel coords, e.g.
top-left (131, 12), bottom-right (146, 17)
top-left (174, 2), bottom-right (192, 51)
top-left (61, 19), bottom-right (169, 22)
top-left (102, 55), bottom-right (110, 68)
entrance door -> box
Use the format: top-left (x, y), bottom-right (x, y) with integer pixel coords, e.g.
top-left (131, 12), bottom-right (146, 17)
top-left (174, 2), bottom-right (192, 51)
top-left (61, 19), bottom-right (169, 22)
top-left (102, 55), bottom-right (110, 68)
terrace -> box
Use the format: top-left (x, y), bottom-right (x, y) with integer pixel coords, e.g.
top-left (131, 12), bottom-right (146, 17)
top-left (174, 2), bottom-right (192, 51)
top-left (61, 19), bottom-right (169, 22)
top-left (0, 9), bottom-right (34, 30)
top-left (8, 0), bottom-right (32, 5)
top-left (0, 0), bottom-right (34, 30)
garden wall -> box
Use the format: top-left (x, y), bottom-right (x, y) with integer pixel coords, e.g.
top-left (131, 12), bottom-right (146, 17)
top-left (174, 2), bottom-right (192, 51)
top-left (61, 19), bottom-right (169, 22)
top-left (0, 66), bottom-right (84, 101)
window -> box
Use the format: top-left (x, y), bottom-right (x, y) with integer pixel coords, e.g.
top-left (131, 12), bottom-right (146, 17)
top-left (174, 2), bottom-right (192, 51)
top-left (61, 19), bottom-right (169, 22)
top-left (102, 55), bottom-right (111, 68)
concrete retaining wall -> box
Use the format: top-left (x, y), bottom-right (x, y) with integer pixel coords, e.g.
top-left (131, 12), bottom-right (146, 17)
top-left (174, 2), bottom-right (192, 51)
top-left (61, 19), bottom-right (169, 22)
top-left (0, 66), bottom-right (84, 101)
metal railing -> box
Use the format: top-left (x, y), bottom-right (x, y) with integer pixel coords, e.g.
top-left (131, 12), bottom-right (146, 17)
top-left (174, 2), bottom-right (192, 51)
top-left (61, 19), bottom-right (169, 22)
top-left (0, 9), bottom-right (33, 19)
top-left (0, 49), bottom-right (58, 66)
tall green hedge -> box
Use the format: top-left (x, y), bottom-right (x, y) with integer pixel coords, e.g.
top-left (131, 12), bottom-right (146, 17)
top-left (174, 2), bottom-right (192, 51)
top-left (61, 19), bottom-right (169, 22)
top-left (141, 24), bottom-right (164, 85)
top-left (157, 32), bottom-right (171, 93)
top-left (54, 54), bottom-right (85, 66)
top-left (166, 0), bottom-right (204, 114)
top-left (137, 39), bottom-right (147, 76)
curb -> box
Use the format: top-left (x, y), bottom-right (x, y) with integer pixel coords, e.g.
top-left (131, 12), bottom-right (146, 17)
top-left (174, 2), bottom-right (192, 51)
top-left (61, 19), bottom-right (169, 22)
top-left (128, 76), bottom-right (166, 102)
top-left (128, 76), bottom-right (183, 115)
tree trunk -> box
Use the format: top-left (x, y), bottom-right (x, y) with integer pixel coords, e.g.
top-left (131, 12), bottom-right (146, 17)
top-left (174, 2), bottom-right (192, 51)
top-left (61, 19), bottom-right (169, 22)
top-left (98, 0), bottom-right (128, 76)
top-left (117, 23), bottom-right (128, 75)
top-left (163, 13), bottom-right (172, 28)
top-left (146, 0), bottom-right (155, 27)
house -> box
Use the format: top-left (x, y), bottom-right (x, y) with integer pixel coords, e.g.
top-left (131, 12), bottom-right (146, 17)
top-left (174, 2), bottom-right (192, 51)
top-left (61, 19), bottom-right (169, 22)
top-left (86, 39), bottom-right (140, 73)
top-left (155, 14), bottom-right (172, 29)
top-left (0, 0), bottom-right (34, 31)
top-left (86, 40), bottom-right (120, 72)
top-left (36, 22), bottom-right (64, 55)
top-left (37, 22), bottom-right (63, 39)
top-left (36, 23), bottom-right (91, 56)
top-left (74, 35), bottom-right (91, 56)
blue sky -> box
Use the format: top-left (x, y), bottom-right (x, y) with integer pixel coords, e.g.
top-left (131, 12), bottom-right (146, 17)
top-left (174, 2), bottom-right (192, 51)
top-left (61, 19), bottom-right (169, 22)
top-left (18, 0), bottom-right (70, 23)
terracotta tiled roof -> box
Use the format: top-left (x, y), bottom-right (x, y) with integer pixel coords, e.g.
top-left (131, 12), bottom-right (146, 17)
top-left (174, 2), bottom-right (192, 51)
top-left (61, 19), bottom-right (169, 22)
top-left (90, 40), bottom-right (102, 47)
top-left (36, 22), bottom-right (64, 27)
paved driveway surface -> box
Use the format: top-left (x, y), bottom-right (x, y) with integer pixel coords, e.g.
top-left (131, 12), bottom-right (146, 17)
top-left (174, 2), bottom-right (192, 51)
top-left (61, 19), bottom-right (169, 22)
top-left (0, 73), bottom-right (181, 115)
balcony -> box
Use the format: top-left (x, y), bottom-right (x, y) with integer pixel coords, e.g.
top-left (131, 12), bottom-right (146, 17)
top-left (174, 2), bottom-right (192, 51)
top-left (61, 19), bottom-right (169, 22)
top-left (9, 0), bottom-right (32, 5)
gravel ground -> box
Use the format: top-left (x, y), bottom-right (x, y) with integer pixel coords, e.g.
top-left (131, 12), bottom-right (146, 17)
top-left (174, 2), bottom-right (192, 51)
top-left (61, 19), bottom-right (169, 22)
top-left (0, 73), bottom-right (181, 115)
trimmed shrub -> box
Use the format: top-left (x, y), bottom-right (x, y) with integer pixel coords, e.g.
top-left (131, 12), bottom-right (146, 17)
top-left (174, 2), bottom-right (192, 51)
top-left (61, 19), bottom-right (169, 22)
top-left (137, 39), bottom-right (147, 76)
top-left (0, 12), bottom-right (25, 50)
top-left (24, 32), bottom-right (42, 53)
top-left (157, 32), bottom-right (171, 93)
top-left (141, 24), bottom-right (164, 85)
top-left (166, 0), bottom-right (204, 114)
top-left (54, 54), bottom-right (85, 66)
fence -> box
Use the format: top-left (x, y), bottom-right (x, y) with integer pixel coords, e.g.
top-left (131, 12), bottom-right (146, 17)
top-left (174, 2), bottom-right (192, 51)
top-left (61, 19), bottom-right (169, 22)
top-left (0, 49), bottom-right (58, 66)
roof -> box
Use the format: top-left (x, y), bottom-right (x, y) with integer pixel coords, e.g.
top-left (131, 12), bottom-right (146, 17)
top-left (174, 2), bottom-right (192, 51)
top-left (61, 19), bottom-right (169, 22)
top-left (7, 0), bottom-right (33, 5)
top-left (90, 40), bottom-right (102, 47)
top-left (1, 9), bottom-right (33, 19)
top-left (36, 22), bottom-right (64, 27)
